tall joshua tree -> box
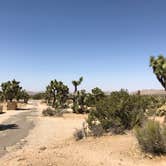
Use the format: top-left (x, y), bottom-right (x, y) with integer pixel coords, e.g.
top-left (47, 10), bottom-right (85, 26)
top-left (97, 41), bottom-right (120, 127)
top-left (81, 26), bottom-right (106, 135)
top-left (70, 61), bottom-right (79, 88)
top-left (150, 55), bottom-right (166, 91)
top-left (71, 77), bottom-right (83, 113)
top-left (45, 79), bottom-right (69, 108)
top-left (92, 87), bottom-right (105, 102)
top-left (72, 77), bottom-right (83, 93)
top-left (1, 79), bottom-right (22, 102)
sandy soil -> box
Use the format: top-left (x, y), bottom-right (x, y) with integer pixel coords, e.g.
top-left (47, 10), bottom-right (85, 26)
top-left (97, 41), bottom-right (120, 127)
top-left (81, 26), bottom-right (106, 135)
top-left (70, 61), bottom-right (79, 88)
top-left (0, 102), bottom-right (35, 124)
top-left (1, 101), bottom-right (166, 166)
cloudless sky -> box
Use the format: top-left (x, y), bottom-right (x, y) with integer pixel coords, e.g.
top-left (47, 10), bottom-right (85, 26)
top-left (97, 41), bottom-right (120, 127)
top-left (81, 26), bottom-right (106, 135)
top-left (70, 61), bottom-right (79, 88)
top-left (0, 0), bottom-right (166, 92)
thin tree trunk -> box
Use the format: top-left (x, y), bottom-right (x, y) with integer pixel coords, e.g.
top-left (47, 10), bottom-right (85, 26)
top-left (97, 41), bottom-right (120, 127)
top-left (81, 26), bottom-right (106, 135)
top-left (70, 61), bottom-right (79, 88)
top-left (74, 86), bottom-right (77, 93)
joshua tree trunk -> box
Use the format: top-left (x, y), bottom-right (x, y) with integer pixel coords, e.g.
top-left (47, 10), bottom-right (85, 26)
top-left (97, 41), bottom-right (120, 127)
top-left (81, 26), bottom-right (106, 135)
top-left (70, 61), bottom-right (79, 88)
top-left (52, 94), bottom-right (56, 107)
top-left (74, 85), bottom-right (77, 93)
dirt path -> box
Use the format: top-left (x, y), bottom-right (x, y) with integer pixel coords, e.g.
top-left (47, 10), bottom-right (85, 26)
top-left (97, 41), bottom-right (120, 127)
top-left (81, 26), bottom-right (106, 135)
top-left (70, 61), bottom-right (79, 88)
top-left (0, 101), bottom-right (39, 157)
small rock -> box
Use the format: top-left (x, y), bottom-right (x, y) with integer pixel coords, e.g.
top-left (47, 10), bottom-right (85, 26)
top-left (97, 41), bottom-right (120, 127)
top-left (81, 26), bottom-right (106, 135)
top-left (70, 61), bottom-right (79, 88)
top-left (39, 146), bottom-right (47, 151)
top-left (145, 154), bottom-right (153, 159)
top-left (17, 157), bottom-right (26, 161)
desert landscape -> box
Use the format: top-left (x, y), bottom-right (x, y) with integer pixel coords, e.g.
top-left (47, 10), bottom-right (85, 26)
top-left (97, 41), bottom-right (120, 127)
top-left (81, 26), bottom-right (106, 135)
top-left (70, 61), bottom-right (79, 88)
top-left (0, 100), bottom-right (166, 166)
top-left (0, 55), bottom-right (166, 166)
top-left (1, 1), bottom-right (166, 165)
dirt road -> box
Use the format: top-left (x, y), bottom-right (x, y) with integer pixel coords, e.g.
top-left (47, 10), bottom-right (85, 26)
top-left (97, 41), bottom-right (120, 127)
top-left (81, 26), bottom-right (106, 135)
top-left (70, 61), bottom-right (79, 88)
top-left (0, 102), bottom-right (39, 157)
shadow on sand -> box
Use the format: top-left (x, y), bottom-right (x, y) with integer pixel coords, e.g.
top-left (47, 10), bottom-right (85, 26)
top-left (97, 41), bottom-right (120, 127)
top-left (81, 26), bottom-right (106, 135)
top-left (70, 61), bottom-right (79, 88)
top-left (16, 108), bottom-right (31, 111)
top-left (0, 112), bottom-right (5, 115)
top-left (0, 124), bottom-right (19, 131)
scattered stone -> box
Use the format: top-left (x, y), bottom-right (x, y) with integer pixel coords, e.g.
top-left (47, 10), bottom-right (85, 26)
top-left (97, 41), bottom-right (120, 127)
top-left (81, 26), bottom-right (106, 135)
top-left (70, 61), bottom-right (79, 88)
top-left (17, 157), bottom-right (26, 161)
top-left (39, 146), bottom-right (47, 151)
top-left (48, 163), bottom-right (53, 166)
top-left (145, 154), bottom-right (153, 159)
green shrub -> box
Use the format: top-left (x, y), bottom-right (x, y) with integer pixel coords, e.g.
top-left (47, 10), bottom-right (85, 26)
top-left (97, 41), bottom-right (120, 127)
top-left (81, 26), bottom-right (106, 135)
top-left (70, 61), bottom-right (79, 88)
top-left (156, 104), bottom-right (166, 116)
top-left (31, 93), bottom-right (45, 100)
top-left (42, 108), bottom-right (56, 116)
top-left (87, 90), bottom-right (147, 134)
top-left (135, 120), bottom-right (166, 154)
top-left (73, 129), bottom-right (85, 141)
top-left (42, 108), bottom-right (63, 117)
top-left (90, 124), bottom-right (104, 137)
top-left (143, 96), bottom-right (166, 116)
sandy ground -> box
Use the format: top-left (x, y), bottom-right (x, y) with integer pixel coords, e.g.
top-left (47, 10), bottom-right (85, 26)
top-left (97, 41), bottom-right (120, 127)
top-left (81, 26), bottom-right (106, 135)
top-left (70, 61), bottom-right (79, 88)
top-left (0, 102), bottom-right (35, 124)
top-left (1, 101), bottom-right (166, 166)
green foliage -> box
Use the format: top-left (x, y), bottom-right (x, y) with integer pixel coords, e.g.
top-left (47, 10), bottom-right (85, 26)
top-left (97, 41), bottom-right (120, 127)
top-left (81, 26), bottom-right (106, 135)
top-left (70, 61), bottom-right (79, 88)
top-left (16, 90), bottom-right (30, 103)
top-left (86, 87), bottom-right (105, 107)
top-left (0, 91), bottom-right (4, 102)
top-left (45, 80), bottom-right (69, 108)
top-left (31, 93), bottom-right (45, 100)
top-left (73, 90), bottom-right (89, 113)
top-left (72, 76), bottom-right (83, 93)
top-left (92, 87), bottom-right (105, 101)
top-left (71, 77), bottom-right (86, 113)
top-left (135, 120), bottom-right (166, 154)
top-left (87, 90), bottom-right (147, 134)
top-left (42, 107), bottom-right (63, 117)
top-left (21, 90), bottom-right (30, 103)
top-left (90, 124), bottom-right (104, 137)
top-left (150, 55), bottom-right (166, 90)
top-left (73, 129), bottom-right (85, 141)
top-left (1, 79), bottom-right (22, 102)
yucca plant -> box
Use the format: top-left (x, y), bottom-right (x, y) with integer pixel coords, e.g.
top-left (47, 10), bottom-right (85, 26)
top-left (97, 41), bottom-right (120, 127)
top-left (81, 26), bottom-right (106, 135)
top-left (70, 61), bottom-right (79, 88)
top-left (150, 55), bottom-right (166, 91)
top-left (45, 79), bottom-right (69, 108)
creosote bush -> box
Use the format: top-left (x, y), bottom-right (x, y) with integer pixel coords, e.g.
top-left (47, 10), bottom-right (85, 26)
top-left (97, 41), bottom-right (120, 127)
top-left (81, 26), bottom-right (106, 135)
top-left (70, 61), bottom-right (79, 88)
top-left (73, 129), bottom-right (85, 141)
top-left (90, 123), bottom-right (104, 137)
top-left (135, 120), bottom-right (166, 154)
top-left (87, 90), bottom-right (147, 134)
top-left (42, 108), bottom-right (63, 117)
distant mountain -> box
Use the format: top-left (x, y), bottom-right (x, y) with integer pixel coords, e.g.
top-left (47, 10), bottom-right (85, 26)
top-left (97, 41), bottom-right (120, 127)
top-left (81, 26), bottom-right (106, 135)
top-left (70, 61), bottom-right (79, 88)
top-left (27, 91), bottom-right (44, 96)
top-left (132, 89), bottom-right (166, 95)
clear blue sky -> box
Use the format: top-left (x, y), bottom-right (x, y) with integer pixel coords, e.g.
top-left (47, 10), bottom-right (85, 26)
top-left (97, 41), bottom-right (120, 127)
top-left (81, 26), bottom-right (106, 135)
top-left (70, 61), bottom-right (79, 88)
top-left (0, 0), bottom-right (166, 92)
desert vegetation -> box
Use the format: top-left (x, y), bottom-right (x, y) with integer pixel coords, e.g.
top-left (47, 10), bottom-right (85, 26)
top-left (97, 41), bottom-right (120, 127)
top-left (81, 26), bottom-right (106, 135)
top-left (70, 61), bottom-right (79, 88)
top-left (135, 120), bottom-right (166, 154)
top-left (0, 79), bottom-right (29, 111)
top-left (38, 56), bottom-right (166, 157)
top-left (73, 55), bottom-right (166, 155)
top-left (2, 55), bottom-right (166, 166)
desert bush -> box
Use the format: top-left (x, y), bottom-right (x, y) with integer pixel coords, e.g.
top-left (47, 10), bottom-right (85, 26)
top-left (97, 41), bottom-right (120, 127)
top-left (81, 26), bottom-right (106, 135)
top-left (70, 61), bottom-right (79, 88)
top-left (135, 120), bottom-right (166, 154)
top-left (42, 108), bottom-right (63, 117)
top-left (42, 108), bottom-right (56, 116)
top-left (73, 129), bottom-right (85, 141)
top-left (90, 123), bottom-right (104, 137)
top-left (143, 96), bottom-right (166, 116)
top-left (31, 93), bottom-right (45, 100)
top-left (156, 104), bottom-right (166, 116)
top-left (87, 90), bottom-right (147, 134)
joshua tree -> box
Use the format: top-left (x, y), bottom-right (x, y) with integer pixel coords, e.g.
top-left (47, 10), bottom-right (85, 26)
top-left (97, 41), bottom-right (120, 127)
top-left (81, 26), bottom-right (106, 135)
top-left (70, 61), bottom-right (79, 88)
top-left (84, 87), bottom-right (105, 107)
top-left (150, 55), bottom-right (166, 91)
top-left (72, 90), bottom-right (89, 113)
top-left (20, 90), bottom-right (30, 103)
top-left (71, 77), bottom-right (83, 112)
top-left (45, 80), bottom-right (69, 108)
top-left (1, 79), bottom-right (22, 102)
top-left (72, 77), bottom-right (83, 93)
top-left (92, 87), bottom-right (105, 102)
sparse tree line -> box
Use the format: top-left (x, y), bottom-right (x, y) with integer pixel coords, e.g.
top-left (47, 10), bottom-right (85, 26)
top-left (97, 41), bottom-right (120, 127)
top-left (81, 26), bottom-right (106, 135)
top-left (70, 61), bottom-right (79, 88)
top-left (0, 79), bottom-right (29, 103)
top-left (2, 55), bottom-right (166, 155)
top-left (44, 76), bottom-right (105, 114)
